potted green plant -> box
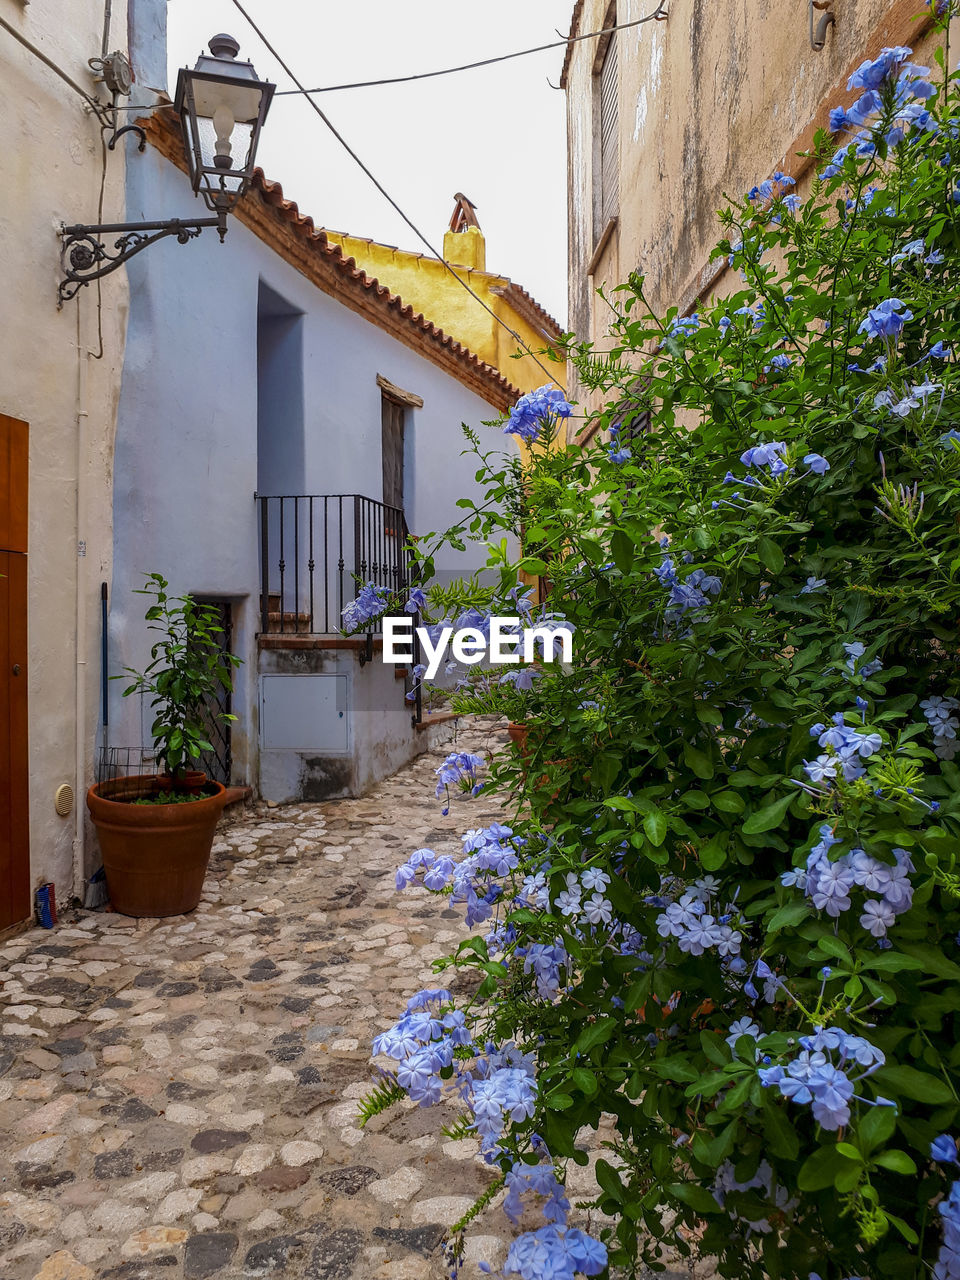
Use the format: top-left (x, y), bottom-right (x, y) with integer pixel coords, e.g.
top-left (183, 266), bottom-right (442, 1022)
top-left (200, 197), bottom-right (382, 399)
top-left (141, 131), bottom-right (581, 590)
top-left (86, 574), bottom-right (241, 917)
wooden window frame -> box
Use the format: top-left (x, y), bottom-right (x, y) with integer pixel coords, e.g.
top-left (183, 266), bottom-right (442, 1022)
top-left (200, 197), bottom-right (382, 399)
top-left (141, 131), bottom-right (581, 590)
top-left (592, 1), bottom-right (620, 249)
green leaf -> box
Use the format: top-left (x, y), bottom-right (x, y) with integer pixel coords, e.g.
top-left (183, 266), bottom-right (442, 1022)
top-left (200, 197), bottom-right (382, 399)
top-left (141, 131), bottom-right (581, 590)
top-left (570, 1068), bottom-right (598, 1100)
top-left (643, 809), bottom-right (668, 847)
top-left (742, 792), bottom-right (795, 835)
top-left (666, 1183), bottom-right (720, 1214)
top-left (765, 900), bottom-right (811, 932)
top-left (611, 529), bottom-right (635, 574)
top-left (886, 1212), bottom-right (920, 1245)
top-left (762, 1100), bottom-right (799, 1161)
top-left (859, 1103), bottom-right (897, 1153)
top-left (712, 790), bottom-right (745, 814)
top-left (574, 1018), bottom-right (617, 1055)
top-left (872, 1149), bottom-right (917, 1175)
top-left (797, 1145), bottom-right (855, 1191)
top-left (757, 536), bottom-right (785, 574)
top-left (700, 1031), bottom-right (729, 1066)
top-left (545, 1091), bottom-right (574, 1110)
top-left (595, 1159), bottom-right (623, 1202)
top-left (699, 835), bottom-right (727, 871)
top-left (873, 1064), bottom-right (955, 1103)
top-left (684, 744), bottom-right (714, 780)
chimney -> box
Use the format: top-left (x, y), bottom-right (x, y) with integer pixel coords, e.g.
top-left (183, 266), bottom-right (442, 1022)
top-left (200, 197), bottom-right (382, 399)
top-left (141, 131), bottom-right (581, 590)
top-left (443, 192), bottom-right (486, 272)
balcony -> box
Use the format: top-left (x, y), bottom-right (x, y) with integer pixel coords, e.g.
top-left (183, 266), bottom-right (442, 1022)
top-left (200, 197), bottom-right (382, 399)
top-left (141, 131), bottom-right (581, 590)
top-left (256, 493), bottom-right (414, 637)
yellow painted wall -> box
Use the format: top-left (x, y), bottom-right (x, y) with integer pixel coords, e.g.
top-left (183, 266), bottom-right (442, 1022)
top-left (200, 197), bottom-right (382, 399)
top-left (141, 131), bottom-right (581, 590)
top-left (322, 228), bottom-right (566, 398)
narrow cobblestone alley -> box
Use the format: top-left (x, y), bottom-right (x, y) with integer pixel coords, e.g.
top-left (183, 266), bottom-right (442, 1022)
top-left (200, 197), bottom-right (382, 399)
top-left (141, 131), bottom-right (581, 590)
top-left (0, 719), bottom-right (703, 1280)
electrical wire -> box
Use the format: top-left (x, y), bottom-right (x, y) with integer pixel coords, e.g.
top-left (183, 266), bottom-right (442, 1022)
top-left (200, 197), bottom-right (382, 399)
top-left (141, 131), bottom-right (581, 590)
top-left (272, 3), bottom-right (669, 95)
top-left (118, 1), bottom-right (669, 115)
top-left (228, 0), bottom-right (570, 385)
top-left (0, 14), bottom-right (109, 122)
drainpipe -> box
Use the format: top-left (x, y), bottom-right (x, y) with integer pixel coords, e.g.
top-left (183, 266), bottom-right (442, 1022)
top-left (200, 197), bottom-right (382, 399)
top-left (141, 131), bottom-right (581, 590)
top-left (73, 306), bottom-right (89, 901)
top-left (101, 0), bottom-right (113, 58)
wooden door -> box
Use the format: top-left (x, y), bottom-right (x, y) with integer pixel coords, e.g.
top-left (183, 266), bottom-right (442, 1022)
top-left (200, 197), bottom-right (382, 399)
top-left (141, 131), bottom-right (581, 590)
top-left (0, 414), bottom-right (29, 932)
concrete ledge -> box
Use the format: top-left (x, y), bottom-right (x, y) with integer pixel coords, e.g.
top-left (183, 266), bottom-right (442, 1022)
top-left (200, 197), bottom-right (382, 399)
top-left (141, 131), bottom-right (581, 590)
top-left (414, 711), bottom-right (460, 733)
top-left (258, 635), bottom-right (385, 652)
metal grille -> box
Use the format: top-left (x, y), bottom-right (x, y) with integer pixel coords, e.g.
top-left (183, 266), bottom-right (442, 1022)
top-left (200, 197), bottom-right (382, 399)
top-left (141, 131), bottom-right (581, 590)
top-left (192, 599), bottom-right (233, 785)
top-left (256, 494), bottom-right (414, 636)
top-left (596, 24), bottom-right (619, 233)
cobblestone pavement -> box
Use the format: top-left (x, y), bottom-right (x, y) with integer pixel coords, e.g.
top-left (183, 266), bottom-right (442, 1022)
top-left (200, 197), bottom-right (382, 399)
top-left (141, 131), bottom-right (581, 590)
top-left (0, 719), bottom-right (705, 1280)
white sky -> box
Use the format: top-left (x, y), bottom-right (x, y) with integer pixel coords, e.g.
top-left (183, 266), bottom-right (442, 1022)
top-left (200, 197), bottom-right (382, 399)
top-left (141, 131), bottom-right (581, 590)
top-left (166, 1), bottom-right (573, 326)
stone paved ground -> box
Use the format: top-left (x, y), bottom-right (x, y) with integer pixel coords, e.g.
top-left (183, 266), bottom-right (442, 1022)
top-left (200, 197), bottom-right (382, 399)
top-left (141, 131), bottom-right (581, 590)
top-left (0, 718), bottom-right (708, 1280)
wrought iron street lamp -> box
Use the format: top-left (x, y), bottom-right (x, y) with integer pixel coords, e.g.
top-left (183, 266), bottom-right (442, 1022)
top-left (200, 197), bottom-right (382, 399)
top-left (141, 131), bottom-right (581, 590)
top-left (59, 35), bottom-right (274, 304)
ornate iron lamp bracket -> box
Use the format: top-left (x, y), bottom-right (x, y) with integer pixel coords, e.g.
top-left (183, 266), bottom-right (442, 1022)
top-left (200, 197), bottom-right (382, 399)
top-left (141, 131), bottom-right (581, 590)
top-left (58, 211), bottom-right (226, 305)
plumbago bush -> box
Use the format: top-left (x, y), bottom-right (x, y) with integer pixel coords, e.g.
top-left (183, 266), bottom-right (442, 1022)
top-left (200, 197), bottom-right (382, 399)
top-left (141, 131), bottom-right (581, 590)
top-left (358, 25), bottom-right (960, 1280)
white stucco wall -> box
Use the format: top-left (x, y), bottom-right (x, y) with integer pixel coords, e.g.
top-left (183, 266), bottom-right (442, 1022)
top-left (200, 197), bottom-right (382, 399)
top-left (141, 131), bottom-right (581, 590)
top-left (0, 0), bottom-right (151, 909)
top-left (110, 137), bottom-right (516, 791)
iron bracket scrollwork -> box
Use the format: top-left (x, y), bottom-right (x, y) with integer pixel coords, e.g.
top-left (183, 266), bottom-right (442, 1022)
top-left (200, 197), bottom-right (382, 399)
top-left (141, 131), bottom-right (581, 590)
top-left (357, 632), bottom-right (375, 667)
top-left (107, 123), bottom-right (147, 153)
top-left (58, 211), bottom-right (227, 305)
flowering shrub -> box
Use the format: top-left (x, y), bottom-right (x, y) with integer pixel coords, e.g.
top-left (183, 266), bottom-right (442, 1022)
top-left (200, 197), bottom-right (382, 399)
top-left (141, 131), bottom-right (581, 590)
top-left (365, 22), bottom-right (960, 1280)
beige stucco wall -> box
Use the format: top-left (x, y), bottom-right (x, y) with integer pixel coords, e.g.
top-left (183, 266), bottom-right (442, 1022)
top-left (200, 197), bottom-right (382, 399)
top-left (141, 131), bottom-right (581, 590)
top-left (565, 0), bottom-right (955, 413)
top-left (0, 0), bottom-right (131, 912)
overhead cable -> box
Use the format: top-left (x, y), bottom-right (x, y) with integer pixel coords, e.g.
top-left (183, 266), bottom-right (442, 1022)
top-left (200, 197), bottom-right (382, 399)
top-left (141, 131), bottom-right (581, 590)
top-left (0, 14), bottom-right (109, 121)
top-left (228, 0), bottom-right (562, 384)
top-left (273, 3), bottom-right (669, 95)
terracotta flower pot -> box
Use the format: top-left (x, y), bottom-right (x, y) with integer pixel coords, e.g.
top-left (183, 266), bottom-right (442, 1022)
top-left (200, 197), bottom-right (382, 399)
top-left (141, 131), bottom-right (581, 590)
top-left (507, 721), bottom-right (530, 758)
top-left (86, 777), bottom-right (227, 918)
top-left (155, 770), bottom-right (208, 796)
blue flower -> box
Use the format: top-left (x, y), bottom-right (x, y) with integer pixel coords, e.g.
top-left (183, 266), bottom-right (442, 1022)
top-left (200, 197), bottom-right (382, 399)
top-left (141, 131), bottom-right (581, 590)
top-left (891, 237), bottom-right (926, 263)
top-left (664, 313), bottom-right (700, 343)
top-left (342, 581), bottom-right (390, 632)
top-left (800, 576), bottom-right (827, 594)
top-left (933, 1135), bottom-right (960, 1165)
top-left (858, 297), bottom-right (914, 340)
top-left (764, 354), bottom-right (793, 374)
top-left (404, 586), bottom-right (427, 614)
top-left (821, 143), bottom-right (853, 179)
top-left (830, 105), bottom-right (853, 132)
top-left (804, 453), bottom-right (830, 475)
top-left (608, 445), bottom-right (632, 464)
top-left (504, 385), bottom-right (572, 443)
top-left (847, 46), bottom-right (914, 92)
top-left (726, 1017), bottom-right (761, 1050)
top-left (803, 754), bottom-right (838, 784)
top-left (741, 439), bottom-right (787, 469)
top-left (500, 1224), bottom-right (607, 1279)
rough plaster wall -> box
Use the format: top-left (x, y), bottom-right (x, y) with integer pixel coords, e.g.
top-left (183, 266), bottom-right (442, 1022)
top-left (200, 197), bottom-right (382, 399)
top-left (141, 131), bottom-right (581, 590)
top-left (566, 0), bottom-right (957, 412)
top-left (0, 0), bottom-right (139, 902)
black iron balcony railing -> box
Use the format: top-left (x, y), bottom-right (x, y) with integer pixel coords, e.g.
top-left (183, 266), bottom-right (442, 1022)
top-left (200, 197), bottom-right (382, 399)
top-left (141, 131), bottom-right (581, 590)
top-left (256, 493), bottom-right (416, 636)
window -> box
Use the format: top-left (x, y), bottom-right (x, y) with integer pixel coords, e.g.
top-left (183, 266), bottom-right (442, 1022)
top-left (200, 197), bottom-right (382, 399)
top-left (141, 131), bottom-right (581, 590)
top-left (593, 9), bottom-right (619, 244)
top-left (377, 376), bottom-right (422, 517)
top-left (381, 394), bottom-right (406, 514)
